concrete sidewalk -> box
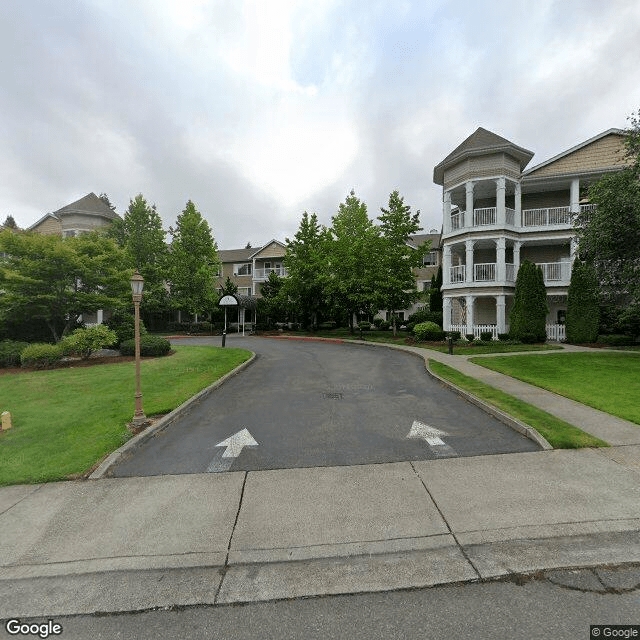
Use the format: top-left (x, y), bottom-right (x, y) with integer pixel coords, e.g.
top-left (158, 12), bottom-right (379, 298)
top-left (1, 448), bottom-right (639, 617)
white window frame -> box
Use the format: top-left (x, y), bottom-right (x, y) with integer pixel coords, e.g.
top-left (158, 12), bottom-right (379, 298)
top-left (233, 263), bottom-right (252, 276)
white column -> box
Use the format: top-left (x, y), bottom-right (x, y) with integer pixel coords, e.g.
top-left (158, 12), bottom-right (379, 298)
top-left (570, 179), bottom-right (580, 216)
top-left (496, 237), bottom-right (506, 282)
top-left (465, 181), bottom-right (474, 228)
top-left (465, 240), bottom-right (474, 284)
top-left (496, 177), bottom-right (506, 227)
top-left (443, 245), bottom-right (451, 285)
top-left (443, 190), bottom-right (452, 234)
top-left (465, 294), bottom-right (474, 336)
top-left (97, 309), bottom-right (104, 325)
top-left (496, 294), bottom-right (506, 335)
top-left (513, 240), bottom-right (521, 267)
top-left (514, 181), bottom-right (522, 228)
top-left (570, 236), bottom-right (579, 265)
top-left (443, 297), bottom-right (452, 331)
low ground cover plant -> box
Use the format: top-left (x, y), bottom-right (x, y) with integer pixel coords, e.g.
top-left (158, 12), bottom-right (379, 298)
top-left (20, 343), bottom-right (63, 369)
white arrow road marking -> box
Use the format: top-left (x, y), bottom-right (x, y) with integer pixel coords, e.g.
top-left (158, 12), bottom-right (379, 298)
top-left (206, 428), bottom-right (259, 473)
top-left (407, 420), bottom-right (457, 458)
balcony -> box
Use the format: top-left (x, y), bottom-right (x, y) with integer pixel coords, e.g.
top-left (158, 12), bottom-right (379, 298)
top-left (523, 206), bottom-right (571, 227)
top-left (253, 267), bottom-right (288, 281)
top-left (535, 262), bottom-right (571, 284)
top-left (449, 263), bottom-right (517, 284)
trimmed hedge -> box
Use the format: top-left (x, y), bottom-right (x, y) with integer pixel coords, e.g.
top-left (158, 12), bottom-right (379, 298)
top-left (597, 334), bottom-right (636, 346)
top-left (358, 321), bottom-right (371, 331)
top-left (60, 325), bottom-right (118, 359)
top-left (20, 343), bottom-right (63, 369)
top-left (120, 336), bottom-right (171, 357)
top-left (480, 331), bottom-right (493, 342)
top-left (466, 334), bottom-right (475, 342)
top-left (0, 340), bottom-right (29, 367)
top-left (566, 261), bottom-right (600, 343)
top-left (447, 331), bottom-right (461, 341)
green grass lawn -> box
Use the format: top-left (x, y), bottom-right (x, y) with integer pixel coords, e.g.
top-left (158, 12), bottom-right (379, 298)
top-left (0, 346), bottom-right (251, 486)
top-left (429, 360), bottom-right (609, 449)
top-left (469, 352), bottom-right (640, 425)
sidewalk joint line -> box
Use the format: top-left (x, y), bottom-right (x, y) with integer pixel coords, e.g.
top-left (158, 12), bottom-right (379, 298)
top-left (409, 461), bottom-right (482, 580)
top-left (0, 484), bottom-right (44, 518)
top-left (215, 470), bottom-right (248, 604)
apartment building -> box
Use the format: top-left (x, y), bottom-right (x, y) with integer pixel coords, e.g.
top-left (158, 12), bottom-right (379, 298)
top-left (434, 127), bottom-right (628, 340)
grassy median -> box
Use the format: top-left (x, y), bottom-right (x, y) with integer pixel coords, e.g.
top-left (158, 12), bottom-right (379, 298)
top-left (429, 360), bottom-right (609, 449)
top-left (0, 346), bottom-right (252, 486)
top-left (469, 352), bottom-right (640, 425)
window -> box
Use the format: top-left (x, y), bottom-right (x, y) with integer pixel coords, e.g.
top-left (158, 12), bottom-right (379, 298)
top-left (234, 263), bottom-right (252, 276)
top-left (423, 251), bottom-right (437, 266)
top-left (238, 287), bottom-right (251, 296)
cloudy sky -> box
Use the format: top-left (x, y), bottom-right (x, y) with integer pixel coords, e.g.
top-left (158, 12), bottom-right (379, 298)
top-left (2, 0), bottom-right (639, 248)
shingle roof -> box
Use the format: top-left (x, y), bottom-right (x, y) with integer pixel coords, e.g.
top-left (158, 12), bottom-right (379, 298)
top-left (433, 127), bottom-right (534, 185)
top-left (53, 192), bottom-right (119, 220)
top-left (218, 248), bottom-right (255, 263)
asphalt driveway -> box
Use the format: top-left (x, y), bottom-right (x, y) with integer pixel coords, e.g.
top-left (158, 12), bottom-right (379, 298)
top-left (109, 336), bottom-right (539, 477)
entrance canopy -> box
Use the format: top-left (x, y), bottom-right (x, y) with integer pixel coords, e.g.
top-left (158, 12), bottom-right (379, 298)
top-left (218, 293), bottom-right (257, 335)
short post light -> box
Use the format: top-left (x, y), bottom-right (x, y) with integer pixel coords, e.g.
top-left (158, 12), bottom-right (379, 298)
top-left (130, 270), bottom-right (147, 428)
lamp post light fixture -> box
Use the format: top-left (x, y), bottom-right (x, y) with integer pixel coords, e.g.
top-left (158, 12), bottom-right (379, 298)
top-left (130, 270), bottom-right (147, 428)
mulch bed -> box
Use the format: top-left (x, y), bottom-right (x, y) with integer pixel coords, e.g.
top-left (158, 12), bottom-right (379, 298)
top-left (0, 352), bottom-right (175, 376)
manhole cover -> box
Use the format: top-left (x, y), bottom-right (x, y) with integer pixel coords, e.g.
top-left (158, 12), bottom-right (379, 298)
top-left (323, 392), bottom-right (343, 399)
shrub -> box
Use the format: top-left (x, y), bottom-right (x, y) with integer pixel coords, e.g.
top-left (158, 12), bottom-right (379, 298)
top-left (447, 331), bottom-right (461, 341)
top-left (509, 261), bottom-right (548, 342)
top-left (319, 321), bottom-right (336, 330)
top-left (480, 331), bottom-right (493, 342)
top-left (21, 343), bottom-right (63, 368)
top-left (60, 325), bottom-right (118, 359)
top-left (380, 320), bottom-right (391, 331)
top-left (119, 335), bottom-right (171, 357)
top-left (519, 333), bottom-right (538, 344)
top-left (372, 317), bottom-right (383, 328)
top-left (0, 340), bottom-right (29, 367)
top-left (358, 321), bottom-right (371, 331)
top-left (566, 260), bottom-right (600, 343)
top-left (498, 333), bottom-right (511, 341)
top-left (597, 334), bottom-right (636, 346)
top-left (466, 334), bottom-right (475, 342)
top-left (106, 309), bottom-right (147, 346)
top-left (407, 309), bottom-right (443, 328)
top-left (414, 321), bottom-right (446, 341)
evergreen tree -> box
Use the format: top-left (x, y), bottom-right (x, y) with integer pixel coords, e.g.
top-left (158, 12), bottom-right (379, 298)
top-left (326, 191), bottom-right (380, 333)
top-left (377, 191), bottom-right (426, 335)
top-left (221, 276), bottom-right (238, 296)
top-left (257, 271), bottom-right (289, 326)
top-left (168, 201), bottom-right (220, 317)
top-left (2, 215), bottom-right (17, 229)
top-left (566, 260), bottom-right (600, 343)
top-left (283, 212), bottom-right (329, 330)
top-left (429, 265), bottom-right (443, 315)
top-left (509, 260), bottom-right (548, 342)
top-left (108, 194), bottom-right (169, 318)
top-left (98, 193), bottom-right (117, 213)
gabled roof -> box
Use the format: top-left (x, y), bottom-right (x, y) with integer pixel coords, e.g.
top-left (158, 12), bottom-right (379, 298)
top-left (27, 212), bottom-right (61, 231)
top-left (522, 128), bottom-right (626, 177)
top-left (53, 192), bottom-right (119, 220)
top-left (433, 127), bottom-right (534, 185)
top-left (248, 239), bottom-right (286, 259)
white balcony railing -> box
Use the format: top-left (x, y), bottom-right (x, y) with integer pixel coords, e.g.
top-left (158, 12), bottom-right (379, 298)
top-left (579, 203), bottom-right (597, 214)
top-left (474, 263), bottom-right (496, 281)
top-left (451, 212), bottom-right (464, 230)
top-left (450, 265), bottom-right (466, 283)
top-left (254, 267), bottom-right (288, 281)
top-left (523, 206), bottom-right (571, 226)
top-left (474, 207), bottom-right (496, 226)
top-left (535, 262), bottom-right (570, 283)
top-left (546, 324), bottom-right (566, 341)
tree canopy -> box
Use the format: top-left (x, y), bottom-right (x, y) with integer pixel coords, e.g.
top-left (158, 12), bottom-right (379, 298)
top-left (0, 230), bottom-right (129, 342)
top-left (168, 200), bottom-right (220, 317)
top-left (574, 109), bottom-right (640, 336)
top-left (377, 191), bottom-right (427, 335)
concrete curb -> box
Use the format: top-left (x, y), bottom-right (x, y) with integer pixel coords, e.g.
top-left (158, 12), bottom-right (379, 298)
top-left (424, 364), bottom-right (553, 450)
top-left (269, 336), bottom-right (553, 451)
top-left (88, 352), bottom-right (257, 479)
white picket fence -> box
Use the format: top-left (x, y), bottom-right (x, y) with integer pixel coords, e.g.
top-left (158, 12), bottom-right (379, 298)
top-left (446, 323), bottom-right (565, 341)
top-left (546, 323), bottom-right (566, 341)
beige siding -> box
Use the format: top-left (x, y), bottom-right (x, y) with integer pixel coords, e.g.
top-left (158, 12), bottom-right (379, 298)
top-left (521, 190), bottom-right (570, 210)
top-left (32, 217), bottom-right (62, 235)
top-left (521, 245), bottom-right (570, 263)
top-left (475, 297), bottom-right (496, 324)
top-left (527, 134), bottom-right (628, 177)
top-left (252, 242), bottom-right (285, 259)
top-left (444, 153), bottom-right (521, 189)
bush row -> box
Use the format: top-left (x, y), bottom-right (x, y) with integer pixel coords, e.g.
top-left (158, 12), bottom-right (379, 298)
top-left (119, 335), bottom-right (172, 357)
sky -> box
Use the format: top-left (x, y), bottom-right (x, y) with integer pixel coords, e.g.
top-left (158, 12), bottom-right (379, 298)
top-left (2, 0), bottom-right (639, 248)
